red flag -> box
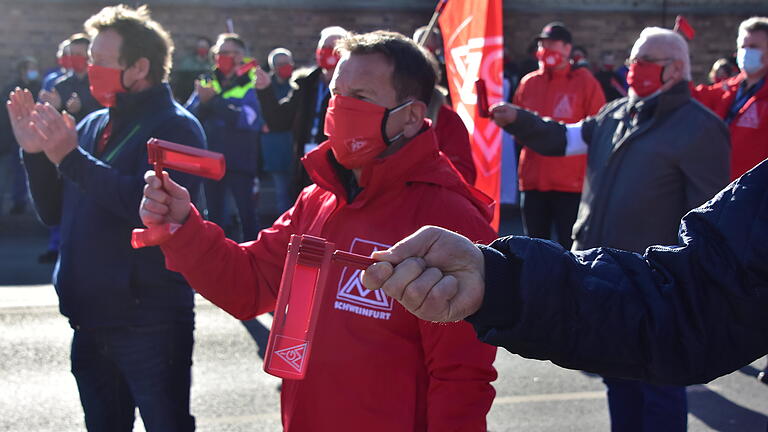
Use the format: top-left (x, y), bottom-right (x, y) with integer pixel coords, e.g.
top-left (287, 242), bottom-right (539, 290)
top-left (674, 15), bottom-right (695, 40)
top-left (439, 0), bottom-right (504, 229)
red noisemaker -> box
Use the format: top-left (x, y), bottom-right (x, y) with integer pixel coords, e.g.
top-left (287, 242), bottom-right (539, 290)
top-left (475, 78), bottom-right (490, 118)
top-left (236, 59), bottom-right (259, 77)
top-left (131, 138), bottom-right (226, 249)
top-left (264, 234), bottom-right (376, 380)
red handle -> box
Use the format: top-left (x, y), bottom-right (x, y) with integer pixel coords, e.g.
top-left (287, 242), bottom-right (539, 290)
top-left (332, 250), bottom-right (376, 270)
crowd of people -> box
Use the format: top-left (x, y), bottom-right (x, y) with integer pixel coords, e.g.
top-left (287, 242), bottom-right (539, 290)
top-left (1, 2), bottom-right (767, 431)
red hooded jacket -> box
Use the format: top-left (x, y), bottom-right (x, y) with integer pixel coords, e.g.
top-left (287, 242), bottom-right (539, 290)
top-left (435, 104), bottom-right (477, 185)
top-left (161, 126), bottom-right (498, 431)
top-left (513, 65), bottom-right (606, 192)
top-left (693, 73), bottom-right (768, 179)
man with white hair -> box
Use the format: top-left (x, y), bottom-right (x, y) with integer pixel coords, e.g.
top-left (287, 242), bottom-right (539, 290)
top-left (254, 26), bottom-right (347, 198)
top-left (486, 27), bottom-right (729, 431)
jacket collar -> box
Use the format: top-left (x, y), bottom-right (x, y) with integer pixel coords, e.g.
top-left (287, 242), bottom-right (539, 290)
top-left (622, 80), bottom-right (691, 122)
top-left (110, 83), bottom-right (175, 127)
top-left (302, 122), bottom-right (494, 220)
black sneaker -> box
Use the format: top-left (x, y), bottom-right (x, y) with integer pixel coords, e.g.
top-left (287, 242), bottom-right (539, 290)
top-left (37, 250), bottom-right (58, 264)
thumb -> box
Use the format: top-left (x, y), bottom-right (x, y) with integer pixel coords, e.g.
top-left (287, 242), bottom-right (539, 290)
top-left (62, 111), bottom-right (76, 129)
top-left (372, 226), bottom-right (441, 265)
top-left (161, 171), bottom-right (188, 199)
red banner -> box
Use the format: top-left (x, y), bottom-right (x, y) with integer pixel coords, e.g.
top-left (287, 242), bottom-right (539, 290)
top-left (439, 0), bottom-right (504, 229)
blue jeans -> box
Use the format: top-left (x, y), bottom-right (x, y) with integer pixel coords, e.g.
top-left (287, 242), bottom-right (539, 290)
top-left (205, 171), bottom-right (259, 241)
top-left (269, 171), bottom-right (291, 215)
top-left (603, 376), bottom-right (687, 432)
top-left (71, 322), bottom-right (195, 431)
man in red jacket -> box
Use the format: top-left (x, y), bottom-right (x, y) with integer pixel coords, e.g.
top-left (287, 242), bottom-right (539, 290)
top-left (514, 22), bottom-right (605, 249)
top-left (140, 31), bottom-right (497, 431)
top-left (693, 17), bottom-right (768, 179)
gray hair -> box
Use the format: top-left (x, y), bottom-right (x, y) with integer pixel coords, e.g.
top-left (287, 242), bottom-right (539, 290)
top-left (318, 26), bottom-right (348, 48)
top-left (631, 27), bottom-right (691, 81)
top-left (268, 47), bottom-right (293, 70)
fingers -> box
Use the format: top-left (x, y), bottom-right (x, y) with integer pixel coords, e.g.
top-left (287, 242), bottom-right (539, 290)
top-left (62, 111), bottom-right (76, 129)
top-left (372, 226), bottom-right (444, 265)
top-left (400, 266), bottom-right (445, 313)
top-left (361, 261), bottom-right (394, 291)
top-left (412, 275), bottom-right (460, 321)
top-left (160, 171), bottom-right (189, 200)
top-left (379, 257), bottom-right (426, 302)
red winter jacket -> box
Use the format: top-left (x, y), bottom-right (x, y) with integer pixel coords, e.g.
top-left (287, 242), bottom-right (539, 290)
top-left (693, 73), bottom-right (768, 179)
top-left (161, 125), bottom-right (498, 431)
top-left (514, 65), bottom-right (606, 192)
top-left (435, 104), bottom-right (477, 185)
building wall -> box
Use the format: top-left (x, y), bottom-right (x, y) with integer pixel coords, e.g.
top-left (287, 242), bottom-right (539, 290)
top-left (0, 1), bottom-right (764, 89)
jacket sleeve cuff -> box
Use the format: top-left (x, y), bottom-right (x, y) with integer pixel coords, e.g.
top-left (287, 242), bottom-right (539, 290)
top-left (56, 147), bottom-right (90, 178)
top-left (465, 244), bottom-right (522, 330)
top-left (161, 204), bottom-right (207, 272)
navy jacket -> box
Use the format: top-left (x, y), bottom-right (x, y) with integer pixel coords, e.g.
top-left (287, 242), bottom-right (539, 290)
top-left (23, 84), bottom-right (206, 329)
top-left (186, 70), bottom-right (262, 175)
top-left (468, 158), bottom-right (768, 385)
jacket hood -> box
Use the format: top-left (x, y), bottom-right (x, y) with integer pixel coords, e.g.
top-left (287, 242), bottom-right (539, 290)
top-left (302, 122), bottom-right (494, 221)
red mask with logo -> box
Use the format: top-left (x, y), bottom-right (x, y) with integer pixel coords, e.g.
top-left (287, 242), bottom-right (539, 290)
top-left (324, 95), bottom-right (412, 169)
top-left (216, 55), bottom-right (236, 76)
top-left (627, 61), bottom-right (664, 98)
top-left (316, 47), bottom-right (340, 71)
top-left (276, 64), bottom-right (294, 80)
top-left (537, 47), bottom-right (564, 70)
top-left (88, 64), bottom-right (127, 108)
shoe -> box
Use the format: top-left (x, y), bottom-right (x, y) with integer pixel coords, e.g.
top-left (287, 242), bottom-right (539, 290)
top-left (757, 370), bottom-right (768, 385)
top-left (37, 250), bottom-right (58, 264)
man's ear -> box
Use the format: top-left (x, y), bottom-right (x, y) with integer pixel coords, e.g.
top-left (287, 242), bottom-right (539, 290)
top-left (128, 57), bottom-right (151, 82)
top-left (666, 59), bottom-right (684, 82)
top-left (403, 100), bottom-right (427, 139)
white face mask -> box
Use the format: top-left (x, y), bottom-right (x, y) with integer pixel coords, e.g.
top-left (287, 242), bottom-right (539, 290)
top-left (737, 48), bottom-right (764, 74)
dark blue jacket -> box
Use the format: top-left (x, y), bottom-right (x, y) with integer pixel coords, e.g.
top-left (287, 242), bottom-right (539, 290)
top-left (186, 70), bottom-right (262, 175)
top-left (23, 84), bottom-right (206, 329)
top-left (468, 158), bottom-right (768, 385)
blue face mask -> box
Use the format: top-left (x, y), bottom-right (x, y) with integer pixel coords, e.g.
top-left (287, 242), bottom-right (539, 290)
top-left (26, 69), bottom-right (39, 81)
top-left (738, 48), bottom-right (764, 74)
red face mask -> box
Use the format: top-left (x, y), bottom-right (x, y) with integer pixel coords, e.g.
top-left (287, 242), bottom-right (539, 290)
top-left (324, 95), bottom-right (412, 169)
top-left (88, 64), bottom-right (127, 108)
top-left (216, 55), bottom-right (236, 76)
top-left (316, 47), bottom-right (340, 71)
top-left (627, 61), bottom-right (664, 98)
top-left (276, 64), bottom-right (294, 80)
top-left (70, 55), bottom-right (88, 74)
top-left (58, 55), bottom-right (73, 69)
top-left (536, 47), bottom-right (564, 70)
top-left (197, 47), bottom-right (209, 58)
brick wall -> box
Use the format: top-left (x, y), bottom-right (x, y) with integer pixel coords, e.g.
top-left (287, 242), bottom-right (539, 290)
top-left (0, 1), bottom-right (764, 89)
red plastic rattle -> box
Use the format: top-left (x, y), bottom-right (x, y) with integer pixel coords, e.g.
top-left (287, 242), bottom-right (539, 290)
top-left (131, 138), bottom-right (226, 248)
top-left (264, 234), bottom-right (376, 380)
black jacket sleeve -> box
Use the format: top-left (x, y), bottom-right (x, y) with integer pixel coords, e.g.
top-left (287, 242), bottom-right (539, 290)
top-left (501, 109), bottom-right (569, 156)
top-left (256, 85), bottom-right (299, 132)
top-left (467, 160), bottom-right (768, 385)
top-left (22, 150), bottom-right (63, 226)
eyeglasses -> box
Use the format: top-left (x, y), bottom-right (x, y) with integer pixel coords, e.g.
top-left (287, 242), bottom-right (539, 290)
top-left (626, 57), bottom-right (673, 66)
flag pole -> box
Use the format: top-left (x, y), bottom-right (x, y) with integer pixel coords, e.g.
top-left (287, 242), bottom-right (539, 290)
top-left (418, 0), bottom-right (449, 47)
